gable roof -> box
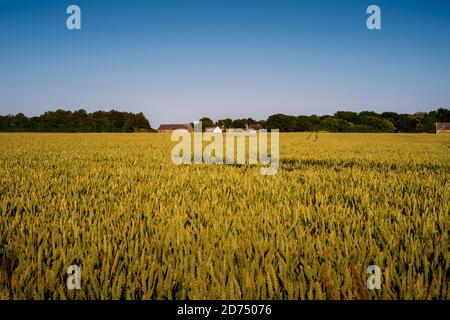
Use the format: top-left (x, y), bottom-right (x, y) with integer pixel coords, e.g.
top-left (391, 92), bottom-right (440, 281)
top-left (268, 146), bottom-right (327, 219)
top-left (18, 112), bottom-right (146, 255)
top-left (205, 126), bottom-right (223, 132)
top-left (436, 123), bottom-right (450, 130)
top-left (158, 123), bottom-right (192, 131)
top-left (248, 124), bottom-right (264, 130)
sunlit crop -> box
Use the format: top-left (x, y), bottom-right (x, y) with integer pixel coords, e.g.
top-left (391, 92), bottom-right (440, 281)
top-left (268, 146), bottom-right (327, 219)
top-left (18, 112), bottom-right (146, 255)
top-left (0, 132), bottom-right (449, 299)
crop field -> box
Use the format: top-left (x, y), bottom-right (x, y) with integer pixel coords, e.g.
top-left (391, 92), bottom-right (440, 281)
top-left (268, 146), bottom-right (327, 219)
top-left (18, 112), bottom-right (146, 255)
top-left (0, 132), bottom-right (449, 299)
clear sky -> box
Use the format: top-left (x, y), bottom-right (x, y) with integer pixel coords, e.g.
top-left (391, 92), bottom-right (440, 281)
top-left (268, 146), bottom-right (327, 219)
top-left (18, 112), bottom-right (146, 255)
top-left (0, 0), bottom-right (449, 127)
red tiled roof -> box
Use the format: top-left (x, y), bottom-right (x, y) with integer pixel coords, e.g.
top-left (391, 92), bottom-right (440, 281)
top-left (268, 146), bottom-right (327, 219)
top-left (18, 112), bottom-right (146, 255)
top-left (158, 124), bottom-right (192, 131)
top-left (436, 123), bottom-right (450, 130)
top-left (248, 124), bottom-right (264, 130)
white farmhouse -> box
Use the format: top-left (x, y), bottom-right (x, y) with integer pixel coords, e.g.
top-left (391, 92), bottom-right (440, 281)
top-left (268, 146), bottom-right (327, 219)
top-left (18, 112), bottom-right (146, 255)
top-left (205, 126), bottom-right (223, 133)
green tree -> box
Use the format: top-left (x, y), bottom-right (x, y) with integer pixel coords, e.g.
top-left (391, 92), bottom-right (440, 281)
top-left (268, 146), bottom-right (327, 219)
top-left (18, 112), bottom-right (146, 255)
top-left (199, 117), bottom-right (214, 130)
top-left (217, 118), bottom-right (233, 128)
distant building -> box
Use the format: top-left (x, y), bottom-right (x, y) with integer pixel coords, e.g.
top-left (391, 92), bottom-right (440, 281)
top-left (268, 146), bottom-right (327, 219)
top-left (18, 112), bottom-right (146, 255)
top-left (205, 126), bottom-right (223, 133)
top-left (226, 128), bottom-right (245, 133)
top-left (157, 123), bottom-right (193, 133)
top-left (247, 124), bottom-right (264, 132)
top-left (436, 123), bottom-right (450, 134)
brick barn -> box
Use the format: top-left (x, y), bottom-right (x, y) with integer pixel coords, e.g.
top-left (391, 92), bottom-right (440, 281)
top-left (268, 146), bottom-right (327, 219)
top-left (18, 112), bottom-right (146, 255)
top-left (157, 123), bottom-right (193, 133)
top-left (436, 123), bottom-right (450, 134)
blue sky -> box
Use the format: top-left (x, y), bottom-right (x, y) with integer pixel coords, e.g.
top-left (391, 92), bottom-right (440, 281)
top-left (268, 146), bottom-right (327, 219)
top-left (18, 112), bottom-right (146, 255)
top-left (0, 0), bottom-right (449, 127)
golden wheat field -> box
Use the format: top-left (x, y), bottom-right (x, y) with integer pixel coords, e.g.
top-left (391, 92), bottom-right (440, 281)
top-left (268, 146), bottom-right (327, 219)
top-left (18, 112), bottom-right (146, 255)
top-left (0, 132), bottom-right (449, 300)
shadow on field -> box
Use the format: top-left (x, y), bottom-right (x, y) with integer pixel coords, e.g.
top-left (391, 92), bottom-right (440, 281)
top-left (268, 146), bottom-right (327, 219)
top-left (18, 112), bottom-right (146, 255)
top-left (280, 158), bottom-right (445, 172)
top-left (0, 246), bottom-right (18, 299)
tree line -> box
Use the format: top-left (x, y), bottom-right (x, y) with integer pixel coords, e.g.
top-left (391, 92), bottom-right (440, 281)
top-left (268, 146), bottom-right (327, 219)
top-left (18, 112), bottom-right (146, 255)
top-left (1, 107), bottom-right (449, 133)
top-left (0, 109), bottom-right (152, 132)
top-left (201, 108), bottom-right (450, 133)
